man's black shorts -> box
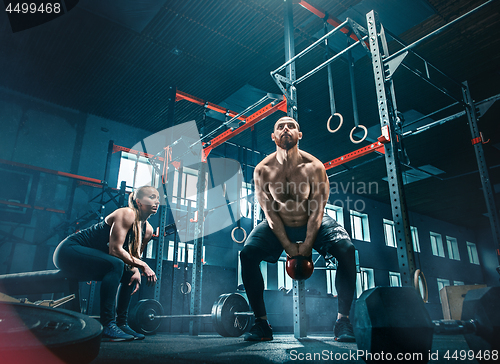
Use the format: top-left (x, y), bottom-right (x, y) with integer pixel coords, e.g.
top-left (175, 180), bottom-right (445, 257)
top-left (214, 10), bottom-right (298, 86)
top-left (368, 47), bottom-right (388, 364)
top-left (244, 214), bottom-right (351, 263)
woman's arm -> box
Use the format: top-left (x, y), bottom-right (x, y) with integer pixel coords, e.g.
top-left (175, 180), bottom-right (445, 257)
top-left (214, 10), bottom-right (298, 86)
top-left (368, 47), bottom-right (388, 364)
top-left (108, 208), bottom-right (157, 284)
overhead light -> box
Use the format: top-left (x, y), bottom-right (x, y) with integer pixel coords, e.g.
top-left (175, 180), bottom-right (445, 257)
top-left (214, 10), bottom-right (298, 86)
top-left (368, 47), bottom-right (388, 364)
top-left (171, 47), bottom-right (182, 56)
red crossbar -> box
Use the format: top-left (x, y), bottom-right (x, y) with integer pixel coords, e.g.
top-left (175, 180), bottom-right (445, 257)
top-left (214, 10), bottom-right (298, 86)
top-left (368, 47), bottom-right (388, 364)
top-left (324, 137), bottom-right (389, 171)
top-left (202, 98), bottom-right (287, 160)
top-left (176, 90), bottom-right (247, 122)
top-left (298, 0), bottom-right (361, 42)
top-left (0, 199), bottom-right (65, 214)
top-left (0, 158), bottom-right (103, 185)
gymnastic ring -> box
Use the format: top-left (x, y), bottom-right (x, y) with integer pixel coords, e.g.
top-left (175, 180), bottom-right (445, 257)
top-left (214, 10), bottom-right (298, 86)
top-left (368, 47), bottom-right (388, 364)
top-left (349, 124), bottom-right (368, 144)
top-left (180, 282), bottom-right (192, 295)
top-left (231, 226), bottom-right (247, 244)
top-left (327, 113), bottom-right (343, 133)
top-left (414, 269), bottom-right (428, 303)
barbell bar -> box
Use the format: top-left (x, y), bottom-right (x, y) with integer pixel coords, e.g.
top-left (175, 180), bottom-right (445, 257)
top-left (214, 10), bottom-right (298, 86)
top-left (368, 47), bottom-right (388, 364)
top-left (129, 292), bottom-right (254, 337)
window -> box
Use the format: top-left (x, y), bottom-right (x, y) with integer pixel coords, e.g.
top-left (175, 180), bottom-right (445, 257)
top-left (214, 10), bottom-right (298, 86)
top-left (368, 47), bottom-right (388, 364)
top-left (171, 167), bottom-right (207, 208)
top-left (350, 210), bottom-right (370, 241)
top-left (389, 272), bottom-right (401, 287)
top-left (446, 236), bottom-right (460, 260)
top-left (411, 226), bottom-right (420, 253)
top-left (430, 232), bottom-right (445, 257)
top-left (278, 258), bottom-right (293, 291)
top-left (383, 219), bottom-right (396, 247)
top-left (325, 204), bottom-right (344, 226)
top-left (117, 152), bottom-right (158, 191)
top-left (356, 268), bottom-right (374, 298)
top-left (145, 240), bottom-right (154, 259)
top-left (166, 241), bottom-right (205, 264)
top-left (467, 242), bottom-right (480, 265)
top-left (240, 182), bottom-right (252, 218)
top-left (325, 265), bottom-right (338, 295)
top-left (437, 278), bottom-right (450, 303)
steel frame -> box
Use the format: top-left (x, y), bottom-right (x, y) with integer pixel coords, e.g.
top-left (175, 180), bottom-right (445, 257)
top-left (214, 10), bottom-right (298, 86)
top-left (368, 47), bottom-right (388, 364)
top-left (272, 0), bottom-right (500, 304)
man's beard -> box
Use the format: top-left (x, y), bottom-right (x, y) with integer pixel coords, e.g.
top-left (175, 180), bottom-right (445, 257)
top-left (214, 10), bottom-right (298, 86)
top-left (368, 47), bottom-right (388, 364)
top-left (276, 134), bottom-right (297, 150)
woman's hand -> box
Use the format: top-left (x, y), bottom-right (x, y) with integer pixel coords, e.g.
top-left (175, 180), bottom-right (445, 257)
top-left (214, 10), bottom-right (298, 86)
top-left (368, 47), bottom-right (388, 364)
top-left (141, 263), bottom-right (157, 286)
top-left (129, 268), bottom-right (142, 295)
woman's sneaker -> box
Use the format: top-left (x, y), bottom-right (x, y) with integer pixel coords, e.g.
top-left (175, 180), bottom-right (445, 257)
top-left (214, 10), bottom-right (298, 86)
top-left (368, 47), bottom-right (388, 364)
top-left (101, 322), bottom-right (135, 342)
top-left (119, 324), bottom-right (146, 340)
top-left (334, 317), bottom-right (356, 342)
top-left (244, 319), bottom-right (273, 341)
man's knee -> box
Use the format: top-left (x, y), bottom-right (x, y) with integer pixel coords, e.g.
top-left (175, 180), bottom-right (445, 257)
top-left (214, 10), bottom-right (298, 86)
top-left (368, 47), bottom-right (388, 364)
top-left (335, 239), bottom-right (356, 261)
top-left (240, 245), bottom-right (264, 266)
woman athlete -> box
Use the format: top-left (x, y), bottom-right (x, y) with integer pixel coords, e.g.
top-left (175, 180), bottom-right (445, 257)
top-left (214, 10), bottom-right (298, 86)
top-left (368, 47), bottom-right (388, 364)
top-left (53, 186), bottom-right (159, 341)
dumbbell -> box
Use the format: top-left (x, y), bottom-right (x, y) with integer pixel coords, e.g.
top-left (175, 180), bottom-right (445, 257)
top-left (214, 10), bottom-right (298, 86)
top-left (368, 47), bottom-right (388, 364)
top-left (353, 286), bottom-right (499, 364)
top-left (129, 293), bottom-right (254, 337)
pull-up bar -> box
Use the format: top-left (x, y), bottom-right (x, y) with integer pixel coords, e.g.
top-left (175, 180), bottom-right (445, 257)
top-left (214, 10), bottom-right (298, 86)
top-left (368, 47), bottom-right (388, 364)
top-left (173, 89), bottom-right (287, 161)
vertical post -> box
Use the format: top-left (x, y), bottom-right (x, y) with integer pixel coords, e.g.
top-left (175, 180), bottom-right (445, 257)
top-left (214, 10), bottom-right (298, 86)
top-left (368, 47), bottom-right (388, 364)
top-left (367, 11), bottom-right (416, 287)
top-left (284, 0), bottom-right (306, 338)
top-left (284, 0), bottom-right (297, 120)
top-left (190, 162), bottom-right (206, 336)
top-left (154, 205), bottom-right (166, 303)
top-left (462, 82), bottom-right (500, 264)
top-left (154, 86), bottom-right (177, 304)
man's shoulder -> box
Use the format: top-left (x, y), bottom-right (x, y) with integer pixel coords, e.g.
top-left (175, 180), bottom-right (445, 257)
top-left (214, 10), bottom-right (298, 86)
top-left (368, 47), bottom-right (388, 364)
top-left (299, 150), bottom-right (325, 171)
top-left (255, 153), bottom-right (277, 171)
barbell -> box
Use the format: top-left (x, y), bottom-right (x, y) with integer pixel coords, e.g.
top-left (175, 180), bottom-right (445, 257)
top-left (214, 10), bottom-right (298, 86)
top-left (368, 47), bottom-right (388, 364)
top-left (129, 293), bottom-right (254, 337)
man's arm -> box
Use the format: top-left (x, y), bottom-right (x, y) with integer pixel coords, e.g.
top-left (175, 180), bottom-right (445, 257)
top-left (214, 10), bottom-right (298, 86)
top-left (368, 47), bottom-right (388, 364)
top-left (254, 165), bottom-right (299, 257)
top-left (298, 162), bottom-right (329, 257)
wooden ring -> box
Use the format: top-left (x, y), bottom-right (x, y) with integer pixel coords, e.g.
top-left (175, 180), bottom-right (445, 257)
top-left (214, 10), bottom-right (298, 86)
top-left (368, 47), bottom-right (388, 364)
top-left (349, 124), bottom-right (368, 144)
top-left (180, 282), bottom-right (192, 295)
top-left (231, 226), bottom-right (247, 244)
top-left (414, 269), bottom-right (428, 303)
top-left (327, 113), bottom-right (343, 133)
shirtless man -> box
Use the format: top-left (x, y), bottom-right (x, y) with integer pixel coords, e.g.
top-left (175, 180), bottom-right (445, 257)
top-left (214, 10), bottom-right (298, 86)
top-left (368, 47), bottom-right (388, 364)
top-left (240, 116), bottom-right (356, 342)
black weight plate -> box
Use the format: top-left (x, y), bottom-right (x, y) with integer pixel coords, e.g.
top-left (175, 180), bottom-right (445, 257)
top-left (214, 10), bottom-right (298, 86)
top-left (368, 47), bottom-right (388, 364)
top-left (214, 293), bottom-right (250, 337)
top-left (462, 286), bottom-right (500, 361)
top-left (130, 299), bottom-right (163, 335)
top-left (0, 302), bottom-right (102, 364)
top-left (211, 294), bottom-right (229, 337)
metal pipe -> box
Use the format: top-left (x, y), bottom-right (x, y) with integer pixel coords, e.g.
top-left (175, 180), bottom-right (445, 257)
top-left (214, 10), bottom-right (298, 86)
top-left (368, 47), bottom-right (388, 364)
top-left (385, 0), bottom-right (495, 63)
top-left (271, 19), bottom-right (349, 76)
top-left (400, 62), bottom-right (463, 105)
top-left (384, 28), bottom-right (462, 89)
top-left (197, 95), bottom-right (271, 145)
top-left (403, 102), bottom-right (460, 129)
top-left (294, 36), bottom-right (367, 85)
top-left (324, 22), bottom-right (336, 115)
top-left (347, 43), bottom-right (359, 126)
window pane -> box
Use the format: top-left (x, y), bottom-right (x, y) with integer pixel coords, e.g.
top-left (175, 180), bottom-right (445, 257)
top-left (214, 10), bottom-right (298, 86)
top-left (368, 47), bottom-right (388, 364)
top-left (351, 215), bottom-right (363, 240)
top-left (411, 226), bottom-right (420, 252)
top-left (384, 220), bottom-right (396, 247)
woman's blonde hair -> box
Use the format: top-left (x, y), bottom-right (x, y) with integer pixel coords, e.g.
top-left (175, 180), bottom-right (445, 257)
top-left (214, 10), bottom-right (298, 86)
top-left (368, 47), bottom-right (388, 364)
top-left (128, 186), bottom-right (157, 260)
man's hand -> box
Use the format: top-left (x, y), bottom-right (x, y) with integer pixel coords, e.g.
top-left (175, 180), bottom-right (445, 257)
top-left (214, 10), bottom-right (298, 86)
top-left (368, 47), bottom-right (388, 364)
top-left (129, 268), bottom-right (142, 295)
top-left (284, 242), bottom-right (300, 258)
top-left (297, 243), bottom-right (313, 258)
top-left (140, 263), bottom-right (157, 286)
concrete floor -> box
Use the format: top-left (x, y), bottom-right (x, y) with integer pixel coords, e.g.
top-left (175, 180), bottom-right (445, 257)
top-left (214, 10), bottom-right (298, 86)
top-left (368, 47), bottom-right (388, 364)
top-left (91, 333), bottom-right (481, 364)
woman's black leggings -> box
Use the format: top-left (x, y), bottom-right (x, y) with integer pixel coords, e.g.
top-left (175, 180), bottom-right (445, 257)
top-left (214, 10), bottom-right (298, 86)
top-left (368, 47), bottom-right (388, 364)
top-left (53, 238), bottom-right (134, 326)
top-left (240, 239), bottom-right (356, 318)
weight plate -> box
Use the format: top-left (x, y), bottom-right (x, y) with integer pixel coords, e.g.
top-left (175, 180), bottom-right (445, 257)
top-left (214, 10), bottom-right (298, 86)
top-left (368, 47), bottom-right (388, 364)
top-left (213, 293), bottom-right (250, 337)
top-left (129, 299), bottom-right (163, 335)
top-left (0, 302), bottom-right (102, 364)
top-left (211, 294), bottom-right (229, 337)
